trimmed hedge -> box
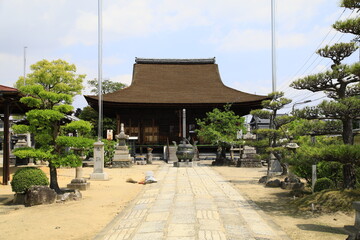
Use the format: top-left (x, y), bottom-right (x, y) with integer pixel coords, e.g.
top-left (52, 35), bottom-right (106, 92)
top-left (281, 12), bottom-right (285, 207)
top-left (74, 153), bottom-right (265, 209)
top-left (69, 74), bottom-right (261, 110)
top-left (11, 167), bottom-right (49, 193)
top-left (314, 177), bottom-right (335, 192)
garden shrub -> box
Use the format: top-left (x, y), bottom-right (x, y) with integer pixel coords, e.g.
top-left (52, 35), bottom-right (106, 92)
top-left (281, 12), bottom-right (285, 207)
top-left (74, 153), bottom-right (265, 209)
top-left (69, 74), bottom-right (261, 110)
top-left (103, 139), bottom-right (116, 165)
top-left (314, 177), bottom-right (335, 192)
top-left (11, 167), bottom-right (49, 193)
top-left (317, 161), bottom-right (343, 187)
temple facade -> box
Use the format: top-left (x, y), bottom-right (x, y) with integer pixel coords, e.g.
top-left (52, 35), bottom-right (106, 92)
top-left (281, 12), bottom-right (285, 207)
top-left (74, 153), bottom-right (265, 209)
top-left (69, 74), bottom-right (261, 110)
top-left (85, 58), bottom-right (268, 145)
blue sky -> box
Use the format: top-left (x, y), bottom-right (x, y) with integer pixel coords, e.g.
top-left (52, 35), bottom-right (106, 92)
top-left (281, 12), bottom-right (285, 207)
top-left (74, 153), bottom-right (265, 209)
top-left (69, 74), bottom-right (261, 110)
top-left (1, 0), bottom-right (359, 113)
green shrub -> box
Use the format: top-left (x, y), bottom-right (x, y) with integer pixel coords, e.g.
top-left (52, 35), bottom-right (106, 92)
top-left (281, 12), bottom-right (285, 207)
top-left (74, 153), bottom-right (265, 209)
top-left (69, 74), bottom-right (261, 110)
top-left (103, 139), bottom-right (116, 165)
top-left (11, 167), bottom-right (49, 193)
top-left (317, 161), bottom-right (343, 187)
top-left (314, 177), bottom-right (335, 192)
top-left (288, 145), bottom-right (322, 184)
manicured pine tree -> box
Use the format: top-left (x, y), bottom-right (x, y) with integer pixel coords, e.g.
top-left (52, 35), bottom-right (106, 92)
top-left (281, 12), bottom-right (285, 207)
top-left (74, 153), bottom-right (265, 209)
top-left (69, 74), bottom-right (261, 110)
top-left (12, 59), bottom-right (94, 193)
top-left (290, 0), bottom-right (360, 188)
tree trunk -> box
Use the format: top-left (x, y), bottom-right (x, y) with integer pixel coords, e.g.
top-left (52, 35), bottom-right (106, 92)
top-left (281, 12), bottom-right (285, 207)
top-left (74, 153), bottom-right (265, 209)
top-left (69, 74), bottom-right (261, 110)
top-left (280, 162), bottom-right (288, 176)
top-left (342, 118), bottom-right (354, 145)
top-left (343, 163), bottom-right (356, 189)
top-left (272, 151), bottom-right (288, 175)
top-left (49, 163), bottom-right (62, 194)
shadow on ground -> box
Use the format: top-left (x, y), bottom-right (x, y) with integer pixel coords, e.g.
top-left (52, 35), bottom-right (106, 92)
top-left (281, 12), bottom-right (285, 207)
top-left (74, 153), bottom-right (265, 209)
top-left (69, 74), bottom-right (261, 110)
top-left (296, 224), bottom-right (346, 235)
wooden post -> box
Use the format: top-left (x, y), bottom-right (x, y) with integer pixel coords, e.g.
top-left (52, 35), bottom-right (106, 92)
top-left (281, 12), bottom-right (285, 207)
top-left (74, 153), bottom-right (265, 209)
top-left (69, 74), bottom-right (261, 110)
top-left (116, 113), bottom-right (121, 134)
top-left (2, 102), bottom-right (10, 185)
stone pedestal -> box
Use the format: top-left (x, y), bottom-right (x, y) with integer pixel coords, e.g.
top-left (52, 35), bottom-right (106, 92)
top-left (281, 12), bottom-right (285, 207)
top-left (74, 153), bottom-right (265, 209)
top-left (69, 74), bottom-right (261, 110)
top-left (90, 142), bottom-right (109, 180)
top-left (67, 167), bottom-right (90, 190)
top-left (146, 153), bottom-right (153, 164)
top-left (112, 123), bottom-right (133, 168)
top-left (237, 146), bottom-right (262, 167)
top-left (112, 145), bottom-right (133, 168)
top-left (173, 161), bottom-right (196, 167)
top-left (167, 146), bottom-right (177, 163)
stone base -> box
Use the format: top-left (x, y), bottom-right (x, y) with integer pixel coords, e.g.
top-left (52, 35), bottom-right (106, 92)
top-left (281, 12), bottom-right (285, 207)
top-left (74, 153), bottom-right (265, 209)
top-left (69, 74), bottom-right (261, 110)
top-left (173, 162), bottom-right (196, 167)
top-left (237, 159), bottom-right (262, 168)
top-left (67, 179), bottom-right (90, 191)
top-left (90, 172), bottom-right (109, 180)
top-left (112, 160), bottom-right (133, 168)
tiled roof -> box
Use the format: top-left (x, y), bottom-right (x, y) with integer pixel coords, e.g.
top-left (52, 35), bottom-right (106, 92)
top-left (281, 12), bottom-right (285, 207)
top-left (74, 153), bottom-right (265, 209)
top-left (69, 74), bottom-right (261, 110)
top-left (0, 85), bottom-right (18, 92)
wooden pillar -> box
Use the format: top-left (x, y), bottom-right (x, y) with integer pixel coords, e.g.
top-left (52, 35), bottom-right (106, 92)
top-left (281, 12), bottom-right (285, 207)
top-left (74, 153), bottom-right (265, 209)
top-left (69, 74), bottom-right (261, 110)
top-left (116, 113), bottom-right (121, 134)
top-left (178, 109), bottom-right (182, 138)
top-left (2, 102), bottom-right (10, 185)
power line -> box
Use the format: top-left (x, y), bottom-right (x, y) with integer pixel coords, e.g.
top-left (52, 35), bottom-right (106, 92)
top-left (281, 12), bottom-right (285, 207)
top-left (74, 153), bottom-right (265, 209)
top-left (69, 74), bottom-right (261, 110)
top-left (278, 9), bottom-right (355, 93)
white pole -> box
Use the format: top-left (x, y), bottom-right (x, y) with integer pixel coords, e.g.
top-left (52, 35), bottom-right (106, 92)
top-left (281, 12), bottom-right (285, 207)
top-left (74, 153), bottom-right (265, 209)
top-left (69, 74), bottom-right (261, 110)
top-left (271, 0), bottom-right (277, 92)
top-left (23, 46), bottom-right (27, 85)
top-left (91, 0), bottom-right (108, 181)
top-left (98, 0), bottom-right (103, 141)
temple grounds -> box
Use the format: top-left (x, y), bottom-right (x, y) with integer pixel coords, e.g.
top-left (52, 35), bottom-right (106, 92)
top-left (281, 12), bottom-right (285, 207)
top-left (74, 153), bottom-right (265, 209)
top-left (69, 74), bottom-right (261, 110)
top-left (0, 161), bottom-right (355, 240)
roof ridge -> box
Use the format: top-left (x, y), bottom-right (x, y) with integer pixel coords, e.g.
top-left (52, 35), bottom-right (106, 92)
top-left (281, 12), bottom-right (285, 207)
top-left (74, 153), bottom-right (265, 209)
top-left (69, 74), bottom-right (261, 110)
top-left (135, 57), bottom-right (216, 64)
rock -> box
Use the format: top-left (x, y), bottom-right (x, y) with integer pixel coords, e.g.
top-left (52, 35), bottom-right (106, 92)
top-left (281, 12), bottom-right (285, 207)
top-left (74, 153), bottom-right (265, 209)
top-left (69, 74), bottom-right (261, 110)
top-left (13, 193), bottom-right (26, 205)
top-left (57, 189), bottom-right (82, 202)
top-left (292, 182), bottom-right (305, 190)
top-left (265, 179), bottom-right (281, 188)
top-left (284, 176), bottom-right (301, 183)
top-left (258, 176), bottom-right (268, 183)
top-left (25, 186), bottom-right (57, 207)
top-left (281, 181), bottom-right (304, 190)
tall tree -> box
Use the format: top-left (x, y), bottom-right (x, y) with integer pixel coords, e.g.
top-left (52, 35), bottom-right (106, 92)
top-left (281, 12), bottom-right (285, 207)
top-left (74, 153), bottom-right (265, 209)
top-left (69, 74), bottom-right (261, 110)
top-left (12, 59), bottom-right (92, 193)
top-left (250, 91), bottom-right (294, 175)
top-left (88, 78), bottom-right (127, 95)
top-left (290, 1), bottom-right (360, 188)
top-left (78, 106), bottom-right (116, 138)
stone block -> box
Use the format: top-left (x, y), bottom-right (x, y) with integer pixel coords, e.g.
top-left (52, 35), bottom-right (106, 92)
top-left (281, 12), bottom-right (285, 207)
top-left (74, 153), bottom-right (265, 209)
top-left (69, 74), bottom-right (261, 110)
top-left (67, 178), bottom-right (90, 191)
top-left (113, 160), bottom-right (133, 168)
top-left (24, 186), bottom-right (57, 207)
top-left (173, 162), bottom-right (196, 167)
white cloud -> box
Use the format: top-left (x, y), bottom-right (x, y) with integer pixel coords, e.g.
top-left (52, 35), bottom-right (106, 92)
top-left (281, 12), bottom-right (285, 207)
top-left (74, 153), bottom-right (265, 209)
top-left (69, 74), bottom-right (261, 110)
top-left (111, 74), bottom-right (133, 86)
top-left (0, 53), bottom-right (23, 87)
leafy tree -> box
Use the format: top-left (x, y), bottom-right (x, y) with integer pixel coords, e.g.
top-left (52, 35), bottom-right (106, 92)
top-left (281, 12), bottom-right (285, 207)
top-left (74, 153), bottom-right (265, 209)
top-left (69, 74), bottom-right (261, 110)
top-left (290, 1), bottom-right (360, 188)
top-left (88, 78), bottom-right (126, 95)
top-left (12, 59), bottom-right (93, 193)
top-left (196, 104), bottom-right (246, 165)
top-left (84, 78), bottom-right (124, 137)
top-left (250, 91), bottom-right (294, 175)
top-left (285, 119), bottom-right (343, 140)
top-left (78, 105), bottom-right (116, 138)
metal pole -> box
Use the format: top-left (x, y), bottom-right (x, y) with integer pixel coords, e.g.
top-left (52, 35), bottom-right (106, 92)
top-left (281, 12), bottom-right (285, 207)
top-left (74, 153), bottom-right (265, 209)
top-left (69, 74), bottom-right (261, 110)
top-left (98, 0), bottom-right (103, 141)
top-left (23, 46), bottom-right (27, 85)
top-left (271, 0), bottom-right (276, 92)
top-left (182, 109), bottom-right (186, 139)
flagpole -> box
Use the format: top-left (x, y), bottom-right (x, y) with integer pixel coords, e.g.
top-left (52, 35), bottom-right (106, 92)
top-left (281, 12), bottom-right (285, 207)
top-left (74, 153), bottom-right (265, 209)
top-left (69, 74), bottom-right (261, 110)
top-left (271, 0), bottom-right (277, 92)
top-left (98, 0), bottom-right (103, 141)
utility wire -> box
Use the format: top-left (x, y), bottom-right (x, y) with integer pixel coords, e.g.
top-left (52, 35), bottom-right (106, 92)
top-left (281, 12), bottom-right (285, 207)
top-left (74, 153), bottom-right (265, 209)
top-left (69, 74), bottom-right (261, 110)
top-left (278, 9), bottom-right (355, 93)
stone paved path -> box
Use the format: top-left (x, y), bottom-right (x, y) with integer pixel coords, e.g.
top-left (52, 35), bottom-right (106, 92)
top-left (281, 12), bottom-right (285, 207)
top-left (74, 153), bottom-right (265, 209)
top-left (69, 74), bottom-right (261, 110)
top-left (94, 163), bottom-right (290, 240)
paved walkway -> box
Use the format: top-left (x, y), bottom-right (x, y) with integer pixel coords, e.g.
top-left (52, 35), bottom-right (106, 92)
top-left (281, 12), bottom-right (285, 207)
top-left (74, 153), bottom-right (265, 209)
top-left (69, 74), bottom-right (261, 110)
top-left (94, 163), bottom-right (290, 240)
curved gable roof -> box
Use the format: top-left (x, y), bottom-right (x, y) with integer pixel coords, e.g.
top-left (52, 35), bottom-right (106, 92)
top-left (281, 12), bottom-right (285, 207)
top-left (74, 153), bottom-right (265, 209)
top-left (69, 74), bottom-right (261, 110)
top-left (85, 58), bottom-right (267, 105)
